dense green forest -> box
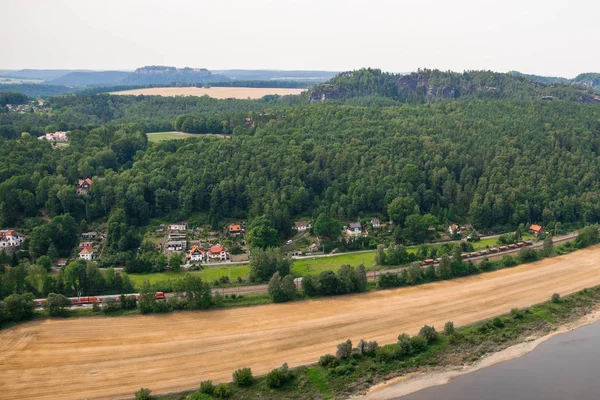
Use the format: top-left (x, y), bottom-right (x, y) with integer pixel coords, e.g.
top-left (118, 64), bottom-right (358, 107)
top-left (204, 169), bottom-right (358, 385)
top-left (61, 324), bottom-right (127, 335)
top-left (1, 68), bottom-right (600, 297)
top-left (309, 69), bottom-right (600, 104)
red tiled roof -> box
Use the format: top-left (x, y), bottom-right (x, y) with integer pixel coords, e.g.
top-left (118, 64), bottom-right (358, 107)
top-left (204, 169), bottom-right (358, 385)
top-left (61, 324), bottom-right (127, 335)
top-left (210, 245), bottom-right (225, 253)
top-left (80, 247), bottom-right (93, 254)
top-left (530, 224), bottom-right (543, 232)
top-left (188, 246), bottom-right (205, 256)
top-left (229, 224), bottom-right (241, 231)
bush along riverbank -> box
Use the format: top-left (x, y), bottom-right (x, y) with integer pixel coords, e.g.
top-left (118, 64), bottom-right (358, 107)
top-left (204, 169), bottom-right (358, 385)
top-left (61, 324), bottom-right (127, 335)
top-left (149, 284), bottom-right (600, 400)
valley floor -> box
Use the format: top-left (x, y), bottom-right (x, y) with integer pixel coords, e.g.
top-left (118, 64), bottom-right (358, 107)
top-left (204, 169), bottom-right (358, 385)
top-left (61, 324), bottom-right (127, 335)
top-left (4, 244), bottom-right (600, 400)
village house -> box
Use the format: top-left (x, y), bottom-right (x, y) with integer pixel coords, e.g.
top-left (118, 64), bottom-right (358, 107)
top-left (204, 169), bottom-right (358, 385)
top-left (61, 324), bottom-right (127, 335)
top-left (81, 232), bottom-right (98, 239)
top-left (39, 131), bottom-right (68, 142)
top-left (370, 218), bottom-right (381, 229)
top-left (228, 224), bottom-right (243, 236)
top-left (166, 240), bottom-right (186, 252)
top-left (76, 178), bottom-right (93, 195)
top-left (187, 246), bottom-right (205, 262)
top-left (0, 230), bottom-right (22, 248)
top-left (79, 247), bottom-right (95, 260)
top-left (460, 224), bottom-right (473, 232)
top-left (168, 223), bottom-right (187, 232)
top-left (530, 224), bottom-right (544, 236)
top-left (79, 242), bottom-right (94, 249)
top-left (308, 243), bottom-right (319, 252)
top-left (56, 259), bottom-right (67, 267)
top-left (448, 224), bottom-right (459, 235)
top-left (294, 221), bottom-right (311, 232)
top-left (206, 245), bottom-right (229, 262)
top-left (347, 222), bottom-right (363, 237)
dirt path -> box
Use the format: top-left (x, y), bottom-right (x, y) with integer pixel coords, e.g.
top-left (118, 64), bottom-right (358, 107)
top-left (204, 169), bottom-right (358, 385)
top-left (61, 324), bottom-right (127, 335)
top-left (4, 244), bottom-right (600, 400)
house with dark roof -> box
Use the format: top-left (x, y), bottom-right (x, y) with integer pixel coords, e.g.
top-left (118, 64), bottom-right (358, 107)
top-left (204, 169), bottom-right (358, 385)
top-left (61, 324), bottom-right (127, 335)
top-left (347, 222), bottom-right (363, 237)
top-left (294, 221), bottom-right (311, 232)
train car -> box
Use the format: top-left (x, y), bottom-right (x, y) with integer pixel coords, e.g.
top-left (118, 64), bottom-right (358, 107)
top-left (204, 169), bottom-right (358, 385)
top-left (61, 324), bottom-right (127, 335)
top-left (490, 247), bottom-right (499, 253)
top-left (524, 240), bottom-right (533, 246)
top-left (516, 242), bottom-right (525, 247)
top-left (508, 244), bottom-right (518, 249)
top-left (423, 259), bottom-right (435, 265)
top-left (499, 246), bottom-right (508, 251)
top-left (461, 253), bottom-right (469, 259)
top-left (34, 292), bottom-right (166, 307)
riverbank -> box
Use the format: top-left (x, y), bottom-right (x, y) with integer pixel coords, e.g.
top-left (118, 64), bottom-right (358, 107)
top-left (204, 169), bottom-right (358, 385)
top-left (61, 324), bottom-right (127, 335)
top-left (359, 306), bottom-right (600, 400)
top-left (6, 246), bottom-right (600, 400)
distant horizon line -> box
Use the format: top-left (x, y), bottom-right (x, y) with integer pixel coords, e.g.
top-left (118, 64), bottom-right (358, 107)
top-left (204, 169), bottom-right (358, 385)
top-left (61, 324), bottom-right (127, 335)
top-left (0, 66), bottom-right (593, 80)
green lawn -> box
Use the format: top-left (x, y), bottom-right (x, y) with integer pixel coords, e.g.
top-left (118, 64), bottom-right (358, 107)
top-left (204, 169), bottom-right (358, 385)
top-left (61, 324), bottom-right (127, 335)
top-left (291, 252), bottom-right (377, 276)
top-left (128, 265), bottom-right (250, 288)
top-left (147, 131), bottom-right (197, 142)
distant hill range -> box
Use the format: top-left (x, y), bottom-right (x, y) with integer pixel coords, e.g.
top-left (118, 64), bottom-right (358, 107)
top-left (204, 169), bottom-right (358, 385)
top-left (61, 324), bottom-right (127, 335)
top-left (511, 71), bottom-right (600, 92)
top-left (308, 68), bottom-right (600, 104)
top-left (0, 66), bottom-right (338, 87)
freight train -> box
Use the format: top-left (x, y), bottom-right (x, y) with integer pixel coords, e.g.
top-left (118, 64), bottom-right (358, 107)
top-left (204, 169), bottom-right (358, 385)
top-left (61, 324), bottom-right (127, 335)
top-left (422, 240), bottom-right (533, 265)
top-left (34, 292), bottom-right (166, 307)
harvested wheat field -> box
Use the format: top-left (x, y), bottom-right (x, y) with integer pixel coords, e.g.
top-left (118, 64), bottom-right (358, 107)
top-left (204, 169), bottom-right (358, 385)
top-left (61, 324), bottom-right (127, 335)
top-left (4, 245), bottom-right (600, 400)
top-left (110, 87), bottom-right (305, 99)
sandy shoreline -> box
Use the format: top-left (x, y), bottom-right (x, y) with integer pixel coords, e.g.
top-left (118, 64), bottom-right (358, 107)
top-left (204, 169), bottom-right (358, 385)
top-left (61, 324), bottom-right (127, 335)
top-left (355, 307), bottom-right (600, 400)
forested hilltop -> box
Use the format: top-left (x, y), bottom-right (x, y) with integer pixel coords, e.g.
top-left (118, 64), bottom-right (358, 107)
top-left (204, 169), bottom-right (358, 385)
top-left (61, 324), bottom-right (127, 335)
top-left (1, 67), bottom-right (600, 280)
top-left (309, 69), bottom-right (600, 104)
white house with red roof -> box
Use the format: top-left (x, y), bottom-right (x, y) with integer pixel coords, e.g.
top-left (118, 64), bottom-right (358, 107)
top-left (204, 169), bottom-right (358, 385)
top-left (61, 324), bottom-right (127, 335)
top-left (206, 244), bottom-right (229, 262)
top-left (0, 230), bottom-right (22, 248)
top-left (187, 246), bottom-right (205, 262)
top-left (79, 247), bottom-right (95, 260)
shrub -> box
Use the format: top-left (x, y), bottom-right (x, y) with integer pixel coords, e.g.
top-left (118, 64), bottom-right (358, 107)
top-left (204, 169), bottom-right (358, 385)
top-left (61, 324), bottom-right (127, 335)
top-left (266, 368), bottom-right (283, 388)
top-left (356, 339), bottom-right (378, 356)
top-left (301, 274), bottom-right (319, 296)
top-left (232, 367), bottom-right (253, 387)
top-left (199, 380), bottom-right (214, 394)
top-left (444, 321), bottom-right (456, 336)
top-left (418, 325), bottom-right (438, 344)
top-left (332, 363), bottom-right (356, 376)
top-left (397, 333), bottom-right (413, 357)
top-left (336, 339), bottom-right (353, 359)
top-left (501, 255), bottom-right (516, 267)
top-left (153, 300), bottom-right (171, 313)
top-left (4, 293), bottom-right (35, 322)
top-left (375, 345), bottom-right (397, 362)
top-left (510, 308), bottom-right (525, 319)
top-left (551, 293), bottom-right (561, 303)
top-left (518, 247), bottom-right (538, 263)
top-left (134, 388), bottom-right (152, 400)
top-left (92, 302), bottom-right (101, 313)
top-left (186, 393), bottom-right (211, 400)
top-left (120, 294), bottom-right (137, 310)
top-left (492, 317), bottom-right (505, 328)
top-left (213, 383), bottom-right (232, 398)
top-left (102, 298), bottom-right (122, 313)
top-left (46, 293), bottom-right (71, 316)
top-left (319, 354), bottom-right (339, 368)
top-left (410, 335), bottom-right (428, 353)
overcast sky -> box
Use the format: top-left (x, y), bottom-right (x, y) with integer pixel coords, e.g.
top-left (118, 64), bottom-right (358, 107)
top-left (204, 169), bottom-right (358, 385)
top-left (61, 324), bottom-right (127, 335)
top-left (2, 0), bottom-right (598, 77)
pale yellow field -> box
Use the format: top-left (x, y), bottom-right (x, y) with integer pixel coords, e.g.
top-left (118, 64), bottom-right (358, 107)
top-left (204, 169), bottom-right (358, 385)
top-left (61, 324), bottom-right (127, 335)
top-left (110, 87), bottom-right (305, 99)
top-left (5, 244), bottom-right (600, 399)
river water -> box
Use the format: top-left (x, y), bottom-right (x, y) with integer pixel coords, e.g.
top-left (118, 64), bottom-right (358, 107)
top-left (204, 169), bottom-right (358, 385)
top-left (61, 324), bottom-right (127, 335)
top-left (399, 321), bottom-right (600, 400)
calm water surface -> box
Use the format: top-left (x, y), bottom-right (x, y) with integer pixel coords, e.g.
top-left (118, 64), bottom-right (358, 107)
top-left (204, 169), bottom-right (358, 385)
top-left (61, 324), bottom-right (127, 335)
top-left (400, 321), bottom-right (600, 400)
